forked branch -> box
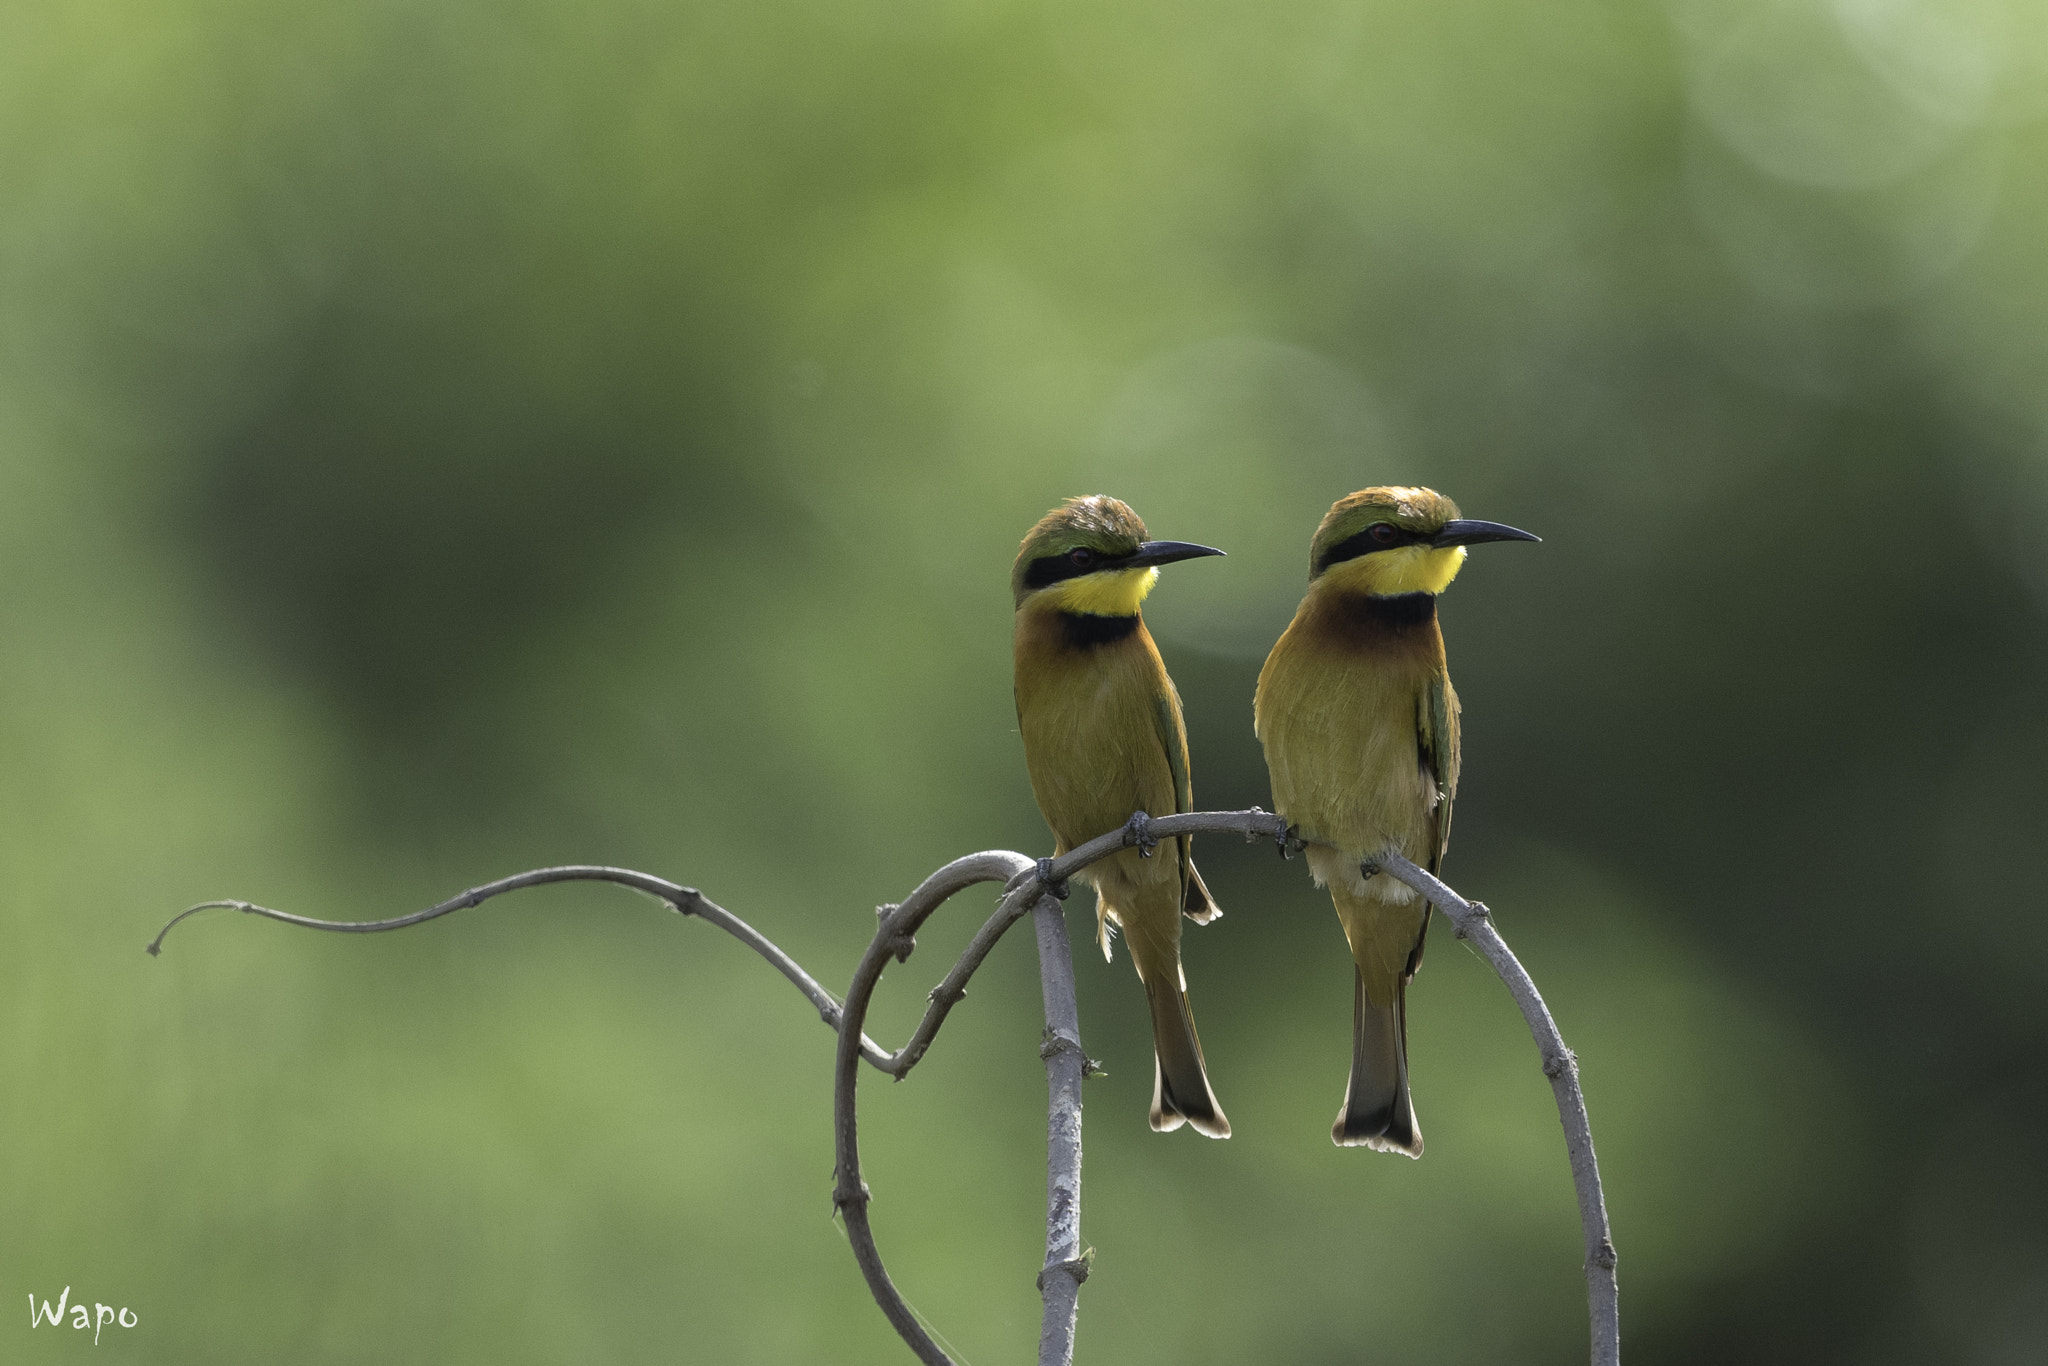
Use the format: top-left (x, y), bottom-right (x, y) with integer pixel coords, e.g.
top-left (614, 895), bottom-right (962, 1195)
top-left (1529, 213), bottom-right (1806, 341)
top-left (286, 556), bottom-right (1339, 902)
top-left (149, 810), bottom-right (1619, 1366)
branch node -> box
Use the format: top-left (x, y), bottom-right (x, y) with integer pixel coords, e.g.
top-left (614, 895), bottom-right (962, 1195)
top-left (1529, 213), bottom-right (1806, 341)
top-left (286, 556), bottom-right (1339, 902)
top-left (1039, 1028), bottom-right (1090, 1065)
top-left (1542, 1048), bottom-right (1577, 1080)
top-left (931, 982), bottom-right (966, 1007)
top-left (1036, 1249), bottom-right (1094, 1292)
top-left (1122, 810), bottom-right (1160, 857)
top-left (1033, 857), bottom-right (1071, 901)
top-left (831, 1176), bottom-right (872, 1213)
top-left (1591, 1239), bottom-right (1618, 1271)
top-left (1452, 900), bottom-right (1491, 939)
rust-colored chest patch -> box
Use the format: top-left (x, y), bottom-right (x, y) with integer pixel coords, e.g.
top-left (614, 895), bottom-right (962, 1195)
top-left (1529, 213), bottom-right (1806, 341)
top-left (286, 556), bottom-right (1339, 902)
top-left (1316, 590), bottom-right (1443, 661)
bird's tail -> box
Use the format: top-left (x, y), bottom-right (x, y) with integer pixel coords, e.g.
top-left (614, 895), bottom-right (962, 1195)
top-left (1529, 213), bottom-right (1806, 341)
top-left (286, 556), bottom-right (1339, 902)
top-left (1146, 977), bottom-right (1231, 1139)
top-left (1332, 966), bottom-right (1422, 1155)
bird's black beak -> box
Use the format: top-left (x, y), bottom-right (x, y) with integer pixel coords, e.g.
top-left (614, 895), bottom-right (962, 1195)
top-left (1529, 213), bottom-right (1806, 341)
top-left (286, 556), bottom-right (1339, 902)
top-left (1124, 539), bottom-right (1227, 568)
top-left (1432, 519), bottom-right (1540, 548)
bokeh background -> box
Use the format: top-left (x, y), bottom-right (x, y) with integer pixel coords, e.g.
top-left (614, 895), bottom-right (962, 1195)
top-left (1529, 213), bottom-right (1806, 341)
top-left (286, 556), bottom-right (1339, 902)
top-left (6, 0), bottom-right (2047, 1360)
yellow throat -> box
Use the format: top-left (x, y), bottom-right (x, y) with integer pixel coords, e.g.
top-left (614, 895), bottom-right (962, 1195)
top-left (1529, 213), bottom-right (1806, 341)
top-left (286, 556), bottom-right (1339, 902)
top-left (1320, 544), bottom-right (1466, 597)
top-left (1041, 566), bottom-right (1160, 616)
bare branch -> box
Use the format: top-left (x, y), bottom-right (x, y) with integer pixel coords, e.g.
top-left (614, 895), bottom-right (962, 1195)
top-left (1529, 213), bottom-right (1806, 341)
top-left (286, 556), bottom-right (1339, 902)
top-left (1047, 807), bottom-right (1291, 882)
top-left (1376, 851), bottom-right (1621, 1366)
top-left (151, 810), bottom-right (1619, 1366)
top-left (146, 866), bottom-right (900, 1070)
top-left (866, 810), bottom-right (1283, 1080)
top-left (878, 869), bottom-right (1041, 1079)
top-left (1031, 893), bottom-right (1089, 1366)
top-left (831, 811), bottom-right (1291, 1366)
top-left (833, 852), bottom-right (1038, 1365)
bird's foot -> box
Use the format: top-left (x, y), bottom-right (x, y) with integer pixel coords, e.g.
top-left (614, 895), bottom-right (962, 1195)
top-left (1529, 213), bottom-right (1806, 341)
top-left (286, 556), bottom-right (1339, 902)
top-left (1034, 857), bottom-right (1072, 901)
top-left (1359, 858), bottom-right (1382, 879)
top-left (1123, 811), bottom-right (1160, 858)
top-left (1277, 823), bottom-right (1307, 859)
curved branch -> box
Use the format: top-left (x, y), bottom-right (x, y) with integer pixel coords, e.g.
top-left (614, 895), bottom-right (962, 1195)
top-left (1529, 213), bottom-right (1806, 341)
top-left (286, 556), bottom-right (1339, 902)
top-left (833, 852), bottom-right (1038, 1365)
top-left (863, 810), bottom-right (1289, 1081)
top-left (832, 809), bottom-right (1290, 1366)
top-left (150, 810), bottom-right (1617, 1366)
top-left (1376, 851), bottom-right (1620, 1366)
top-left (146, 866), bottom-right (900, 1070)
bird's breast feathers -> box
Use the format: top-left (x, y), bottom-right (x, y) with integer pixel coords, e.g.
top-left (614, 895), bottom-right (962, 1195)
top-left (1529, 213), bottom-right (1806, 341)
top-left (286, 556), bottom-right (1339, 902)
top-left (1015, 613), bottom-right (1181, 856)
top-left (1255, 591), bottom-right (1450, 868)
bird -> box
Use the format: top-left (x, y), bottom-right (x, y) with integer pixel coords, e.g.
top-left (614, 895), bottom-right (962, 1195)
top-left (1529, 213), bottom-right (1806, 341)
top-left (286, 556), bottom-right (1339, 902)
top-left (1012, 495), bottom-right (1232, 1137)
top-left (1254, 486), bottom-right (1538, 1154)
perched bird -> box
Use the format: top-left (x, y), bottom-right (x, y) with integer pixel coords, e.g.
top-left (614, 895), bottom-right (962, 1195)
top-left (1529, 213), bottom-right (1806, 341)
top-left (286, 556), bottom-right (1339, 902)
top-left (1254, 487), bottom-right (1537, 1154)
top-left (1012, 496), bottom-right (1231, 1137)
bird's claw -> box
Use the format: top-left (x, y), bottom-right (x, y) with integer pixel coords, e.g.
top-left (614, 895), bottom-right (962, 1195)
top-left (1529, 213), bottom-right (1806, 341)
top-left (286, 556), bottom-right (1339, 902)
top-left (1276, 823), bottom-right (1306, 859)
top-left (1124, 811), bottom-right (1160, 857)
top-left (1034, 857), bottom-right (1071, 901)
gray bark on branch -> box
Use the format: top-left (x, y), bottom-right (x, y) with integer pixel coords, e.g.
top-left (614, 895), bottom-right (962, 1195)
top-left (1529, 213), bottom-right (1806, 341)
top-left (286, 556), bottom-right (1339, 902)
top-left (149, 808), bottom-right (1619, 1366)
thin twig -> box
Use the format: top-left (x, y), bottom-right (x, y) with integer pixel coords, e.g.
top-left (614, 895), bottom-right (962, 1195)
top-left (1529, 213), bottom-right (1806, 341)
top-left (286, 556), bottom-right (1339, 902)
top-left (1376, 850), bottom-right (1620, 1366)
top-left (147, 867), bottom-right (900, 1071)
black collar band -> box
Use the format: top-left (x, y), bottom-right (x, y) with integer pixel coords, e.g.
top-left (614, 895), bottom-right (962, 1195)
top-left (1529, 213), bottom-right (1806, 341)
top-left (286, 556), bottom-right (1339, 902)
top-left (1059, 612), bottom-right (1141, 647)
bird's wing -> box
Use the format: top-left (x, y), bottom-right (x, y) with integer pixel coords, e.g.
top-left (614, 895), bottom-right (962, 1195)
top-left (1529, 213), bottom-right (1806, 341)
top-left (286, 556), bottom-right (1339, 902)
top-left (1403, 670), bottom-right (1461, 980)
top-left (1419, 669), bottom-right (1461, 876)
top-left (1153, 686), bottom-right (1195, 816)
top-left (1152, 686), bottom-right (1221, 924)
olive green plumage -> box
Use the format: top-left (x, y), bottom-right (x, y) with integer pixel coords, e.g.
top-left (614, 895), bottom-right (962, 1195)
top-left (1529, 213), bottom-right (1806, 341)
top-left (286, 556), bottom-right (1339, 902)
top-left (1012, 495), bottom-right (1230, 1138)
top-left (1255, 486), bottom-right (1537, 1154)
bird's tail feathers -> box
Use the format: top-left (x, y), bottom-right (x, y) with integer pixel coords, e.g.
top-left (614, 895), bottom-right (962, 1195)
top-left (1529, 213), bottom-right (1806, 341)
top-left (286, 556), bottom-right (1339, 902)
top-left (1146, 977), bottom-right (1230, 1139)
top-left (1181, 854), bottom-right (1221, 925)
top-left (1332, 967), bottom-right (1422, 1156)
top-left (1096, 902), bottom-right (1118, 963)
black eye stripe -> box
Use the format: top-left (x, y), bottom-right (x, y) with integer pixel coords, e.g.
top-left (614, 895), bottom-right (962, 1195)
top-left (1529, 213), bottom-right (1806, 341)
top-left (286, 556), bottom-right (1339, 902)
top-left (1315, 523), bottom-right (1428, 574)
top-left (1025, 548), bottom-right (1118, 589)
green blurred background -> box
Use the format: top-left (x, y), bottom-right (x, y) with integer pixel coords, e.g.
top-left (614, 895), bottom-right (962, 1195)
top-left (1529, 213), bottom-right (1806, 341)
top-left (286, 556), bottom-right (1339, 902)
top-left (5, 0), bottom-right (2046, 1360)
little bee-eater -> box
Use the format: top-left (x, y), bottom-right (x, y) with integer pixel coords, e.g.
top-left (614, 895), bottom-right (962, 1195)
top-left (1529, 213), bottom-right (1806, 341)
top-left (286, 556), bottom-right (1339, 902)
top-left (1254, 487), bottom-right (1537, 1154)
top-left (1013, 496), bottom-right (1231, 1138)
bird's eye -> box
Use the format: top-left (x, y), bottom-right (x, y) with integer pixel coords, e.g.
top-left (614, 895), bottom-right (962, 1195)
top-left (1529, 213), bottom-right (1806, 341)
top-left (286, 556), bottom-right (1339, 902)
top-left (1368, 523), bottom-right (1399, 545)
top-left (1068, 547), bottom-right (1094, 568)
